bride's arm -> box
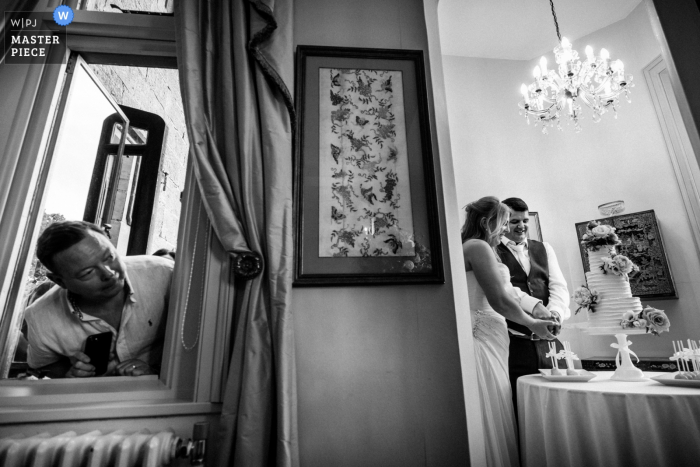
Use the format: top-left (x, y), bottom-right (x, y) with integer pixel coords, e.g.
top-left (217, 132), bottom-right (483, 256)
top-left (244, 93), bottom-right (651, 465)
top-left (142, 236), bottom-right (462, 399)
top-left (464, 240), bottom-right (555, 339)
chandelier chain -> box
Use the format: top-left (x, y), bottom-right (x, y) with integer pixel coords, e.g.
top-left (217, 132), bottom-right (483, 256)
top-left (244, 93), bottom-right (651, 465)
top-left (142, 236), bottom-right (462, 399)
top-left (549, 0), bottom-right (562, 43)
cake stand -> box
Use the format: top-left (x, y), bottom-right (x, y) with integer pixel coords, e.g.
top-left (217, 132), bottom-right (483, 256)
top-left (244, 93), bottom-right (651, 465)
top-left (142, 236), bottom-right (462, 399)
top-left (584, 327), bottom-right (648, 382)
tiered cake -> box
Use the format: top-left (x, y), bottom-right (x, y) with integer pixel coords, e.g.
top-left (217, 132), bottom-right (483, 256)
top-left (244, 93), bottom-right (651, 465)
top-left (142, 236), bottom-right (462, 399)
top-left (584, 245), bottom-right (644, 335)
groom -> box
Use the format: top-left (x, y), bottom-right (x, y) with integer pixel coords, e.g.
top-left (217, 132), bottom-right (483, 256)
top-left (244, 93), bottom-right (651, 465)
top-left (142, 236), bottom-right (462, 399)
top-left (498, 197), bottom-right (571, 413)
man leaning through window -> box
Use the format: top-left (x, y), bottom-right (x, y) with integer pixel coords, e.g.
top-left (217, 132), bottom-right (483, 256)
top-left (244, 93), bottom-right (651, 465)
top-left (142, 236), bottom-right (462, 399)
top-left (24, 221), bottom-right (173, 378)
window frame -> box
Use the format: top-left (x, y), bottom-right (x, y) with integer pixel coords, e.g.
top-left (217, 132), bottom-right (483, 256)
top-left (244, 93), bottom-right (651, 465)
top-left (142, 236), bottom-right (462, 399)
top-left (0, 5), bottom-right (231, 424)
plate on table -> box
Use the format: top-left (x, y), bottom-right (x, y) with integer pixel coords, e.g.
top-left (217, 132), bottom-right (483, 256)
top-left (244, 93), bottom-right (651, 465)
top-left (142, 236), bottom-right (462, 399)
top-left (538, 369), bottom-right (597, 382)
top-left (651, 373), bottom-right (700, 388)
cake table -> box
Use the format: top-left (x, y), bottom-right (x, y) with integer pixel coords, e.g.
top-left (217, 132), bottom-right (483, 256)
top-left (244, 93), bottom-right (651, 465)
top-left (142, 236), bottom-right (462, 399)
top-left (517, 371), bottom-right (700, 467)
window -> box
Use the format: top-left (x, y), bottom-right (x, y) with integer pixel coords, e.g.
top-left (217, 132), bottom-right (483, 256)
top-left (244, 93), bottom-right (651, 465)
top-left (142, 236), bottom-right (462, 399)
top-left (0, 5), bottom-right (229, 422)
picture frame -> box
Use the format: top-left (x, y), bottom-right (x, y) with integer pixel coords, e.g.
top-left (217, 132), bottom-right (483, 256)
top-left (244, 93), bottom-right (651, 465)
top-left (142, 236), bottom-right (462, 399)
top-left (527, 211), bottom-right (543, 242)
top-left (574, 210), bottom-right (677, 299)
top-left (293, 46), bottom-right (444, 286)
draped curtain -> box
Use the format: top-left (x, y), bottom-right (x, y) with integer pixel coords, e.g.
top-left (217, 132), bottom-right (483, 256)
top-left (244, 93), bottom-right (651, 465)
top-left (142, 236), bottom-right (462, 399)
top-left (175, 1), bottom-right (298, 465)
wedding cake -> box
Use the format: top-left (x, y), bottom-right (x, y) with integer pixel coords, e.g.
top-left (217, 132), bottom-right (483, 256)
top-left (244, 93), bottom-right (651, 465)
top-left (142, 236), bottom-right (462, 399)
top-left (584, 246), bottom-right (644, 335)
top-left (573, 220), bottom-right (670, 381)
top-left (576, 221), bottom-right (644, 335)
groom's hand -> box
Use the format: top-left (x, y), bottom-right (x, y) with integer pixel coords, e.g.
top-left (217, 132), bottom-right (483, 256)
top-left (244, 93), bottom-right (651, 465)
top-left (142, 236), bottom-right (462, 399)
top-left (547, 322), bottom-right (561, 337)
top-left (548, 310), bottom-right (562, 336)
top-left (532, 303), bottom-right (552, 320)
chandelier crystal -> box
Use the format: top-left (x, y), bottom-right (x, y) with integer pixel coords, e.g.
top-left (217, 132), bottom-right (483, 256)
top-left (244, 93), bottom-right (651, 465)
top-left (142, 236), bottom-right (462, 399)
top-left (518, 1), bottom-right (634, 133)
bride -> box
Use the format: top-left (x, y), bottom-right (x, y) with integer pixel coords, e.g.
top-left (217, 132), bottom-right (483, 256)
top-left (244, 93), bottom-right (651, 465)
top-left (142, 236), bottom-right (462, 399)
top-left (462, 196), bottom-right (556, 467)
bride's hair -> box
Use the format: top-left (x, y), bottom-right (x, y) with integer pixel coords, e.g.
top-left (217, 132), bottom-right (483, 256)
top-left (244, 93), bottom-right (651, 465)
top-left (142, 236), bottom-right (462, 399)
top-left (461, 196), bottom-right (509, 247)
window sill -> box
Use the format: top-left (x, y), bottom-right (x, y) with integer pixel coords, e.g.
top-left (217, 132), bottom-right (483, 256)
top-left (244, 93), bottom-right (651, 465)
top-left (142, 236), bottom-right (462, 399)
top-left (0, 377), bottom-right (222, 424)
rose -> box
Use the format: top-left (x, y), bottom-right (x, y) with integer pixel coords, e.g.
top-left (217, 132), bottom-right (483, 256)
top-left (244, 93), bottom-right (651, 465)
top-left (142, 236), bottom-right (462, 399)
top-left (643, 307), bottom-right (670, 333)
top-left (573, 285), bottom-right (597, 314)
top-left (587, 221), bottom-right (600, 229)
top-left (621, 311), bottom-right (636, 321)
top-left (613, 255), bottom-right (637, 274)
top-left (601, 257), bottom-right (617, 274)
top-left (573, 286), bottom-right (592, 305)
top-left (591, 224), bottom-right (615, 237)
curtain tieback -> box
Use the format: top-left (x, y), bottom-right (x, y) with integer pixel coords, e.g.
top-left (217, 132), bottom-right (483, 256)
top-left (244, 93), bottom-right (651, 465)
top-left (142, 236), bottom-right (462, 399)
top-left (232, 251), bottom-right (263, 279)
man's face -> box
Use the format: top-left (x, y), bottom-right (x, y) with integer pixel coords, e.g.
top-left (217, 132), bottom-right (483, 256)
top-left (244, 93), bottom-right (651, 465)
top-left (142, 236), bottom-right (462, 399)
top-left (48, 231), bottom-right (126, 302)
top-left (505, 210), bottom-right (529, 243)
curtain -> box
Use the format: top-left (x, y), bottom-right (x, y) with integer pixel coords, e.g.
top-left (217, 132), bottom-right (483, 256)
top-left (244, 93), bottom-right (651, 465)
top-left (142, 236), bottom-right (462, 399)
top-left (175, 1), bottom-right (298, 466)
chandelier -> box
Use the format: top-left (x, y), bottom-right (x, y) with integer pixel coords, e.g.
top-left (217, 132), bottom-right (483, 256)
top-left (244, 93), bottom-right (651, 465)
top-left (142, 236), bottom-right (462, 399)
top-left (518, 0), bottom-right (634, 133)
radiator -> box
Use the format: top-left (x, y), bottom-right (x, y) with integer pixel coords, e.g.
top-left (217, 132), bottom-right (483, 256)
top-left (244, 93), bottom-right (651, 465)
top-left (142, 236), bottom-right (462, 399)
top-left (0, 429), bottom-right (181, 467)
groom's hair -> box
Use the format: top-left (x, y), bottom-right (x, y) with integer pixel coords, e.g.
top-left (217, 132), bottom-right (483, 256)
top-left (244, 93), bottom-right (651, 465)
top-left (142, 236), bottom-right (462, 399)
top-left (502, 197), bottom-right (528, 213)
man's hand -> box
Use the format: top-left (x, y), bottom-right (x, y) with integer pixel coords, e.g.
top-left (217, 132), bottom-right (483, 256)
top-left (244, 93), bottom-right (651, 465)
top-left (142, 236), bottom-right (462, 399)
top-left (548, 310), bottom-right (562, 336)
top-left (65, 351), bottom-right (96, 378)
top-left (532, 305), bottom-right (562, 337)
top-left (532, 303), bottom-right (552, 320)
top-left (115, 359), bottom-right (154, 377)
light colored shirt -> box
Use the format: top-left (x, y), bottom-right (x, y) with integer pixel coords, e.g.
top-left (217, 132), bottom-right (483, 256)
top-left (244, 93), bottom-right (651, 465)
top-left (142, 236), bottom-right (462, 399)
top-left (508, 278), bottom-right (542, 314)
top-left (25, 255), bottom-right (173, 370)
top-left (500, 237), bottom-right (571, 320)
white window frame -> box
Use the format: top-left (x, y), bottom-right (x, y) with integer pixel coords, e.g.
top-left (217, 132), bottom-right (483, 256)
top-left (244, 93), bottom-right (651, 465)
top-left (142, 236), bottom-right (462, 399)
top-left (0, 4), bottom-right (232, 424)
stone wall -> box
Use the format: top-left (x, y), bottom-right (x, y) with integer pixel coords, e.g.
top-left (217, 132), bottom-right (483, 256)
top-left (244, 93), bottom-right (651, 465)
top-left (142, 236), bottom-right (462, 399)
top-left (89, 64), bottom-right (188, 254)
top-left (83, 0), bottom-right (173, 14)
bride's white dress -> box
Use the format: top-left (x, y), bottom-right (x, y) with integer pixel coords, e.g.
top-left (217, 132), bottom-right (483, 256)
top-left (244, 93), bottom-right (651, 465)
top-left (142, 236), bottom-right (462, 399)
top-left (467, 263), bottom-right (520, 467)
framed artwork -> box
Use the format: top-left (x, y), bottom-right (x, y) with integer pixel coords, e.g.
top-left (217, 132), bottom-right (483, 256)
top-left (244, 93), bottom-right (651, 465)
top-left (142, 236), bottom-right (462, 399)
top-left (293, 46), bottom-right (444, 286)
top-left (574, 210), bottom-right (677, 299)
top-left (527, 212), bottom-right (543, 242)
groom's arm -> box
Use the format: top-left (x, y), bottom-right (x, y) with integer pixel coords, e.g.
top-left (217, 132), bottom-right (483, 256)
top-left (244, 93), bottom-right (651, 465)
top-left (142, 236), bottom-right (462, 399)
top-left (544, 242), bottom-right (570, 321)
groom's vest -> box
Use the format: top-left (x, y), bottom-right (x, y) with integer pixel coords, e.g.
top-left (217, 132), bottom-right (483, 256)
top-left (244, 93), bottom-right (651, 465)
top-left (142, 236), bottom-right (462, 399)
top-left (497, 239), bottom-right (549, 336)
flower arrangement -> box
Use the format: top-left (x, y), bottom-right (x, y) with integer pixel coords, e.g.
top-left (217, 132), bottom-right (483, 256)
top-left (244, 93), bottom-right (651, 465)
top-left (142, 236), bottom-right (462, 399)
top-left (580, 220), bottom-right (620, 251)
top-left (600, 253), bottom-right (640, 280)
top-left (573, 285), bottom-right (599, 314)
top-left (621, 306), bottom-right (671, 336)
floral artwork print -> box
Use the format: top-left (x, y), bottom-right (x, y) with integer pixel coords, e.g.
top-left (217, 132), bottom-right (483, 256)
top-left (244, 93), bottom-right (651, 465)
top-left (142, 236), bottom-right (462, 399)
top-left (318, 68), bottom-right (416, 258)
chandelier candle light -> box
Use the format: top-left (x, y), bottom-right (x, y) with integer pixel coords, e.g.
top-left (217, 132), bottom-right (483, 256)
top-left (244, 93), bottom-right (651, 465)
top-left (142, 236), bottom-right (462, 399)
top-left (518, 0), bottom-right (634, 133)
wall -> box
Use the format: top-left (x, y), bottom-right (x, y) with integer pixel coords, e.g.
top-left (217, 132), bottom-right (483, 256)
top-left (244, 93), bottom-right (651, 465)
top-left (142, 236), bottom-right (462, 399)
top-left (89, 64), bottom-right (188, 254)
top-left (292, 0), bottom-right (472, 466)
top-left (443, 3), bottom-right (700, 358)
top-left (84, 0), bottom-right (172, 13)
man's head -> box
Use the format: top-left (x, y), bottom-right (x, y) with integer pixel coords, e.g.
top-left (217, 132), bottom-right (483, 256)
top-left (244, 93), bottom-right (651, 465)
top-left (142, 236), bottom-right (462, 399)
top-left (37, 221), bottom-right (126, 302)
top-left (502, 197), bottom-right (529, 244)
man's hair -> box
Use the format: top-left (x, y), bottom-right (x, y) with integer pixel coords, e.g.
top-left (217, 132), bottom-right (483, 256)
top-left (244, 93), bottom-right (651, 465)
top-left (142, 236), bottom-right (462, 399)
top-left (36, 221), bottom-right (106, 273)
top-left (152, 248), bottom-right (176, 260)
top-left (502, 197), bottom-right (529, 213)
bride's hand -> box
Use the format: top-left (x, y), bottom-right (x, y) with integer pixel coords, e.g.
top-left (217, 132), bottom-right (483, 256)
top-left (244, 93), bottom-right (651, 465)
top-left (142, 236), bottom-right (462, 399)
top-left (528, 319), bottom-right (557, 340)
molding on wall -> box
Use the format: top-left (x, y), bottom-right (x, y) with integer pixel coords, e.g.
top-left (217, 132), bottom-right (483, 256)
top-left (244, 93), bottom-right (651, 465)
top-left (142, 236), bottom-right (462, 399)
top-left (644, 55), bottom-right (700, 256)
top-left (423, 1), bottom-right (487, 466)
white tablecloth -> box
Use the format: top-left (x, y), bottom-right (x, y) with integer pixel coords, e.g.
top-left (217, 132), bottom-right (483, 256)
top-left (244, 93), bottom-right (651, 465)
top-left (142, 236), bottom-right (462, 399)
top-left (518, 371), bottom-right (700, 467)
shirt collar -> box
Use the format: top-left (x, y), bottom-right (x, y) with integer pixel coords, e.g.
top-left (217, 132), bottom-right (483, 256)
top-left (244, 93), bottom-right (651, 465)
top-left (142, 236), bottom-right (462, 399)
top-left (66, 272), bottom-right (135, 321)
top-left (501, 237), bottom-right (529, 248)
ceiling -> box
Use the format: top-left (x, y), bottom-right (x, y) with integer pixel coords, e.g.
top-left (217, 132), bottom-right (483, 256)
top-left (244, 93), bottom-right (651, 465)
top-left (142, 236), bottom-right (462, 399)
top-left (438, 0), bottom-right (643, 60)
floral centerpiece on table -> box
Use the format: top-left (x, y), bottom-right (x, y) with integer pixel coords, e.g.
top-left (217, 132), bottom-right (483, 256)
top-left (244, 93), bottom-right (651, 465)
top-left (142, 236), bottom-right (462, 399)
top-left (621, 306), bottom-right (671, 336)
top-left (580, 220), bottom-right (620, 251)
top-left (600, 253), bottom-right (640, 280)
top-left (573, 285), bottom-right (599, 314)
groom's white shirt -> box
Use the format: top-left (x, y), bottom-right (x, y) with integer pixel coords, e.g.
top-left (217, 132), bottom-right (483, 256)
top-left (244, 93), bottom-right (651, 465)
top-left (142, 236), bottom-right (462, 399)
top-left (500, 237), bottom-right (571, 321)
